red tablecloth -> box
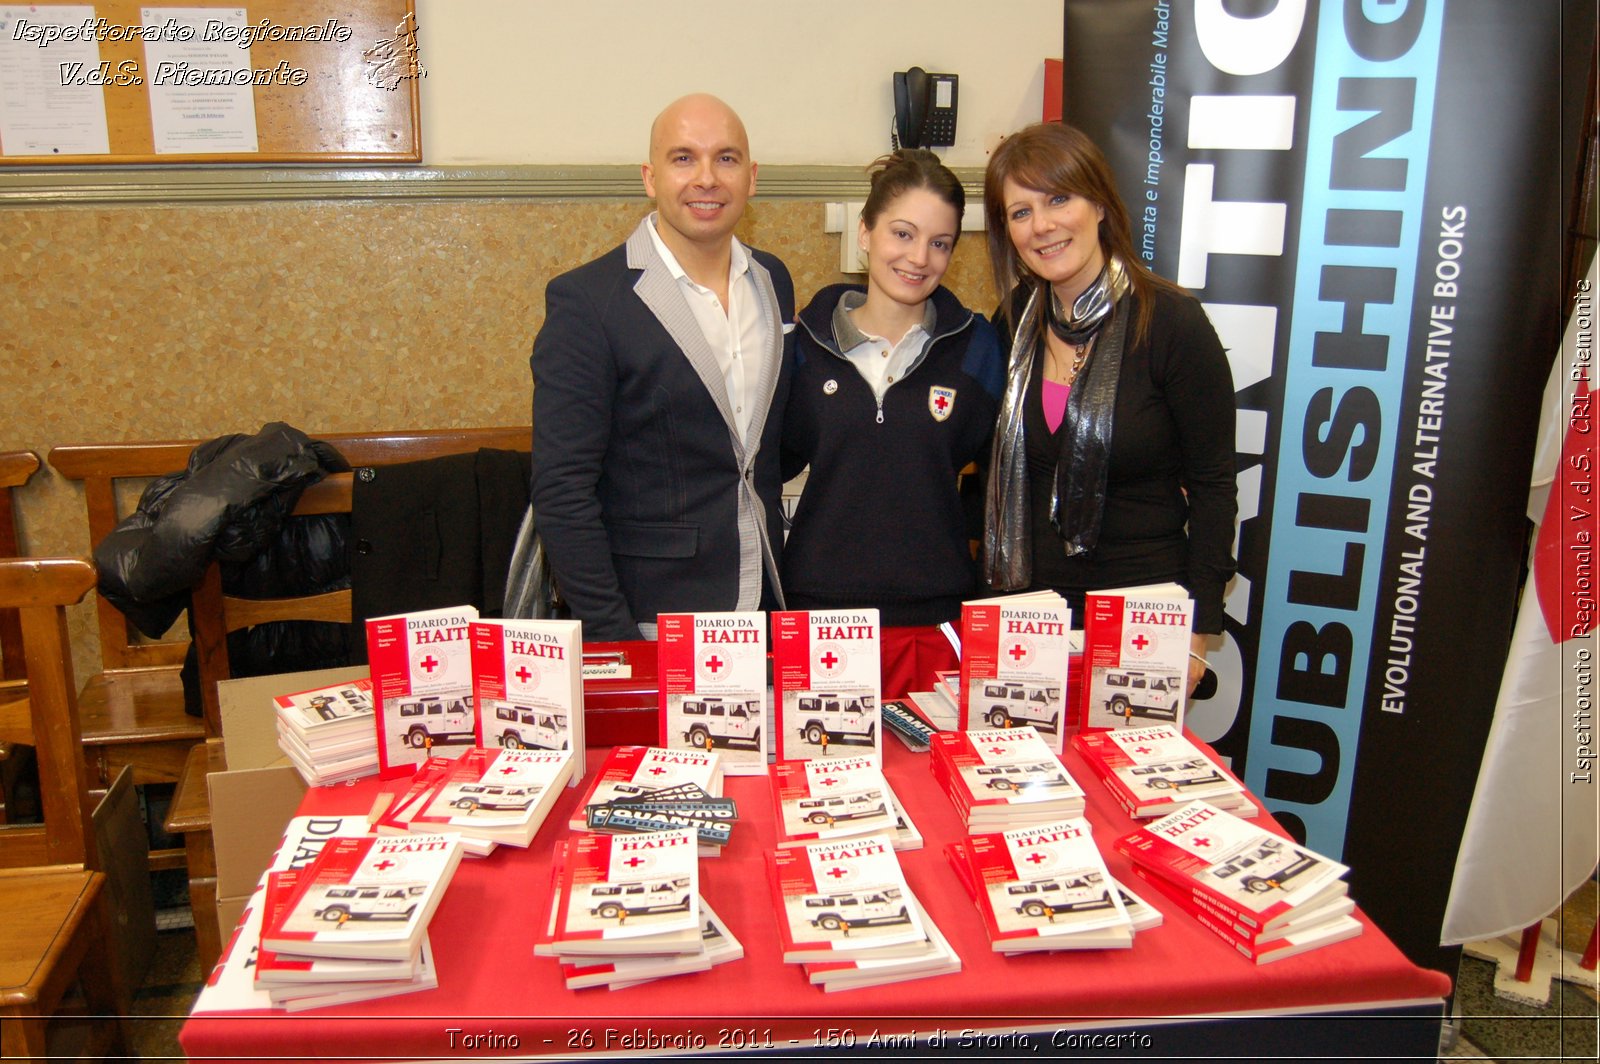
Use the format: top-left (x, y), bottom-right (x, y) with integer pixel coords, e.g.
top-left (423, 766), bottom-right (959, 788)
top-left (181, 741), bottom-right (1451, 1062)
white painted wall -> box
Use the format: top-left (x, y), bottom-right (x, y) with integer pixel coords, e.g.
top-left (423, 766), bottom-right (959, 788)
top-left (414, 0), bottom-right (1062, 166)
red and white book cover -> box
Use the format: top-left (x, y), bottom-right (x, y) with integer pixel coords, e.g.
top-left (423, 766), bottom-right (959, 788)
top-left (406, 746), bottom-right (574, 847)
top-left (959, 592), bottom-right (1071, 752)
top-left (254, 869), bottom-right (424, 986)
top-left (1072, 724), bottom-right (1247, 817)
top-left (963, 818), bottom-right (1131, 947)
top-left (260, 833), bottom-right (464, 961)
top-left (768, 833), bottom-right (927, 962)
top-left (657, 611), bottom-right (768, 775)
top-left (568, 745), bottom-right (722, 831)
top-left (273, 677), bottom-right (376, 743)
top-left (546, 828), bottom-right (701, 949)
top-left (470, 619), bottom-right (584, 776)
top-left (929, 727), bottom-right (1086, 821)
top-left (1126, 862), bottom-right (1356, 953)
top-left (1115, 801), bottom-right (1350, 931)
top-left (770, 755), bottom-right (896, 843)
top-left (1080, 583), bottom-right (1194, 732)
top-left (772, 609), bottom-right (882, 763)
top-left (367, 606), bottom-right (480, 778)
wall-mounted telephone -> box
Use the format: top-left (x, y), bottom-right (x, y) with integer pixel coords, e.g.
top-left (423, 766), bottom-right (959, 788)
top-left (893, 67), bottom-right (958, 149)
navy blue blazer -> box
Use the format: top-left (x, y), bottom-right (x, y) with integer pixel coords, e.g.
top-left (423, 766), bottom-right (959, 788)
top-left (530, 219), bottom-right (795, 641)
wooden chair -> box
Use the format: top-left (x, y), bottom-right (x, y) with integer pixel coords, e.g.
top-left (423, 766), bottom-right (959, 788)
top-left (0, 558), bottom-right (127, 1063)
top-left (0, 451), bottom-right (40, 683)
top-left (0, 451), bottom-right (42, 826)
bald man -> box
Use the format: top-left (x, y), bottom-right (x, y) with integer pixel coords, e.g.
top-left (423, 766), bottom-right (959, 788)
top-left (530, 95), bottom-right (795, 640)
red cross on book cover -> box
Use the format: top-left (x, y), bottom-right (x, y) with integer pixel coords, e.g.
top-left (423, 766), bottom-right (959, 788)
top-left (1080, 583), bottom-right (1194, 733)
top-left (469, 618), bottom-right (585, 778)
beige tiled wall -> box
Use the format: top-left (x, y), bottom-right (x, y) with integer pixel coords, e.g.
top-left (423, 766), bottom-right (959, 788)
top-left (2, 196), bottom-right (999, 679)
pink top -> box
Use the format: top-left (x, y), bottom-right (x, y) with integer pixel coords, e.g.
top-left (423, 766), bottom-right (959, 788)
top-left (1042, 378), bottom-right (1071, 433)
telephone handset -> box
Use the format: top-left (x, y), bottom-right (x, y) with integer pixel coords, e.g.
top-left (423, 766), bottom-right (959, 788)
top-left (892, 67), bottom-right (959, 149)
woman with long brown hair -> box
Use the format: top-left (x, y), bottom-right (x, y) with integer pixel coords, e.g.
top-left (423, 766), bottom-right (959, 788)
top-left (982, 123), bottom-right (1236, 692)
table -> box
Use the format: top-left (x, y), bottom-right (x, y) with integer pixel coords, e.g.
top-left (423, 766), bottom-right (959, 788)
top-left (181, 739), bottom-right (1451, 1062)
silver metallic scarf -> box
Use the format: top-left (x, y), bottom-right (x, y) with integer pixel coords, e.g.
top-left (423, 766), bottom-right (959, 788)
top-left (983, 258), bottom-right (1131, 590)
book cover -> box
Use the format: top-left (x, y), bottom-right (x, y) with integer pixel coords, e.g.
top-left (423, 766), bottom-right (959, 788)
top-left (770, 755), bottom-right (896, 843)
top-left (547, 829), bottom-right (701, 951)
top-left (929, 727), bottom-right (1086, 820)
top-left (1072, 724), bottom-right (1246, 816)
top-left (657, 611), bottom-right (768, 774)
top-left (1115, 801), bottom-right (1350, 931)
top-left (772, 609), bottom-right (882, 762)
top-left (255, 869), bottom-right (423, 986)
top-left (767, 833), bottom-right (927, 962)
top-left (569, 745), bottom-right (722, 831)
top-left (470, 619), bottom-right (584, 778)
top-left (405, 746), bottom-right (573, 847)
top-left (962, 818), bottom-right (1132, 948)
top-left (959, 592), bottom-right (1071, 752)
top-left (367, 606), bottom-right (480, 778)
top-left (260, 833), bottom-right (464, 961)
top-left (273, 677), bottom-right (376, 741)
top-left (1080, 583), bottom-right (1193, 732)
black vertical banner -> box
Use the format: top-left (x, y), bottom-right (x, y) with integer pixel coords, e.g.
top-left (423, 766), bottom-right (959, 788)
top-left (1062, 0), bottom-right (1585, 973)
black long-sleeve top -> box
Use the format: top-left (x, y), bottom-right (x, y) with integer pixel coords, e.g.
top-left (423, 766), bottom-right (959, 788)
top-left (996, 284), bottom-right (1238, 633)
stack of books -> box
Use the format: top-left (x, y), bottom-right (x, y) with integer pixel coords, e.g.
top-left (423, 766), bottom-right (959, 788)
top-left (537, 828), bottom-right (742, 989)
top-left (1115, 801), bottom-right (1361, 963)
top-left (256, 833), bottom-right (464, 1002)
top-left (380, 746), bottom-right (574, 852)
top-left (274, 677), bottom-right (379, 785)
top-left (769, 755), bottom-right (922, 852)
top-left (944, 817), bottom-right (1142, 953)
top-left (1071, 723), bottom-right (1255, 819)
top-left (768, 833), bottom-right (958, 990)
top-left (573, 746), bottom-right (732, 856)
top-left (929, 726), bottom-right (1088, 830)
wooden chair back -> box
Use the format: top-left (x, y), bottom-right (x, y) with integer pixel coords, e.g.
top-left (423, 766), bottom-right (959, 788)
top-left (182, 427), bottom-right (531, 735)
top-left (0, 558), bottom-right (98, 870)
top-left (189, 472), bottom-right (356, 736)
top-left (0, 452), bottom-right (41, 683)
top-left (47, 428), bottom-right (530, 679)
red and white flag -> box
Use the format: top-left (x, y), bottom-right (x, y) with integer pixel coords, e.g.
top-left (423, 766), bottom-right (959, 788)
top-left (1441, 258), bottom-right (1600, 945)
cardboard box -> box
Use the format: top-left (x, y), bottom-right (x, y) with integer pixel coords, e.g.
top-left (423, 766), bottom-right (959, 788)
top-left (209, 665), bottom-right (367, 941)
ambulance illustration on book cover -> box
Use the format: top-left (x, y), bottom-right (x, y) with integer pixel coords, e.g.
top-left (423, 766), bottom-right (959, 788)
top-left (470, 618), bottom-right (584, 775)
top-left (772, 609), bottom-right (882, 762)
top-left (657, 611), bottom-right (768, 774)
top-left (366, 606), bottom-right (480, 778)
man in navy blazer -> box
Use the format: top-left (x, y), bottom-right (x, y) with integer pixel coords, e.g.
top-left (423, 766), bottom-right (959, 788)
top-left (530, 94), bottom-right (794, 641)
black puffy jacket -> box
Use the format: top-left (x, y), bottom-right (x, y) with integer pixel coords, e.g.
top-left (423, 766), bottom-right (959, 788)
top-left (94, 422), bottom-right (353, 715)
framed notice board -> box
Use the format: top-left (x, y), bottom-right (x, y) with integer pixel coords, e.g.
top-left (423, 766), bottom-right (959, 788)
top-left (0, 0), bottom-right (420, 164)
